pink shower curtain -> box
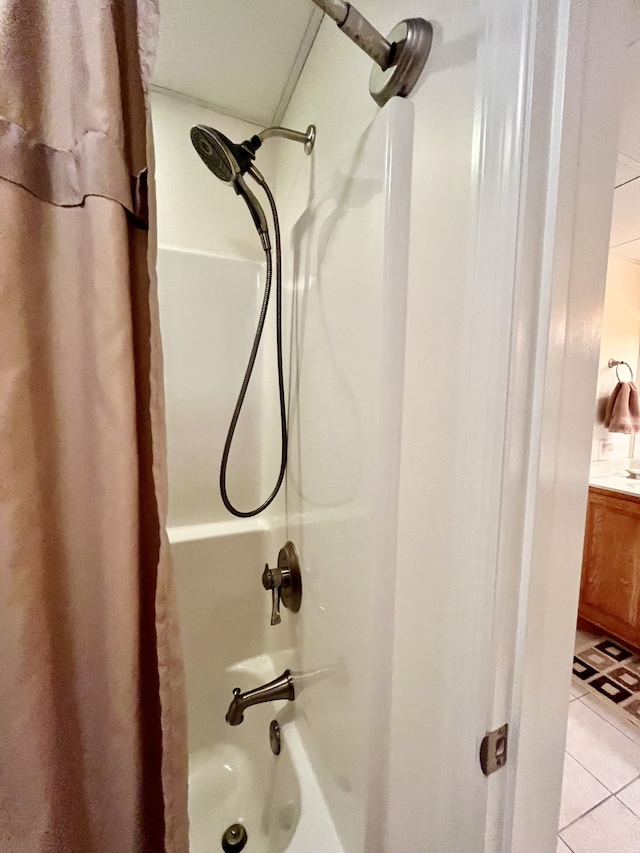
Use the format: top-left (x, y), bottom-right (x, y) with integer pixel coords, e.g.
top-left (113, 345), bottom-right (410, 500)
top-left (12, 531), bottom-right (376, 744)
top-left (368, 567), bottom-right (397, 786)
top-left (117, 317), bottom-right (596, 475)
top-left (0, 1), bottom-right (188, 850)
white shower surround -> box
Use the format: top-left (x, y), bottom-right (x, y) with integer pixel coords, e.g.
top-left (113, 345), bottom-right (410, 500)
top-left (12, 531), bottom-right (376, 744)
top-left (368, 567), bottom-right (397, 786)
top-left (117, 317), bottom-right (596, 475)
top-left (155, 0), bottom-right (637, 848)
top-left (169, 522), bottom-right (342, 853)
top-left (278, 99), bottom-right (414, 852)
top-left (156, 94), bottom-right (414, 852)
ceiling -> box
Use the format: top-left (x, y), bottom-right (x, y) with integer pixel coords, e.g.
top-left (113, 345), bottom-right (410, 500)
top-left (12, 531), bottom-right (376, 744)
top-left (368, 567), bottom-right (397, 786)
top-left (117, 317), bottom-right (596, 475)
top-left (153, 0), bottom-right (323, 127)
top-left (154, 1), bottom-right (640, 259)
top-left (610, 20), bottom-right (640, 261)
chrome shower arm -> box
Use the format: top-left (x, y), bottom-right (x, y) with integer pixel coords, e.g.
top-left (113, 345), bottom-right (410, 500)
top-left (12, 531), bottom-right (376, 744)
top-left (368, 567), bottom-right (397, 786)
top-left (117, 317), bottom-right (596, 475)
top-left (312, 0), bottom-right (348, 22)
top-left (257, 125), bottom-right (316, 155)
top-left (258, 126), bottom-right (310, 144)
top-left (311, 0), bottom-right (393, 70)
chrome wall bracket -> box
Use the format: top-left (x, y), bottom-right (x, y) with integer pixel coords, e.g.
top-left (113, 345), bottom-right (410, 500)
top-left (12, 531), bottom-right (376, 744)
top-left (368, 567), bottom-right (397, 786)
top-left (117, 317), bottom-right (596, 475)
top-left (369, 19), bottom-right (433, 108)
top-left (608, 358), bottom-right (635, 382)
top-left (311, 1), bottom-right (433, 107)
top-left (262, 541), bottom-right (302, 625)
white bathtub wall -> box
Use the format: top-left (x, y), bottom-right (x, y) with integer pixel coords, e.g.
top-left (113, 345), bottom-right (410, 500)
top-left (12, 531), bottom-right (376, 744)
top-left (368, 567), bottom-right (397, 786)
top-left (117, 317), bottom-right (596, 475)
top-left (153, 90), bottom-right (297, 744)
top-left (159, 249), bottom-right (270, 525)
top-left (170, 524), bottom-right (276, 753)
top-left (276, 71), bottom-right (413, 853)
top-left (152, 92), bottom-right (285, 526)
top-left (152, 90), bottom-right (276, 260)
top-left (278, 3), bottom-right (494, 851)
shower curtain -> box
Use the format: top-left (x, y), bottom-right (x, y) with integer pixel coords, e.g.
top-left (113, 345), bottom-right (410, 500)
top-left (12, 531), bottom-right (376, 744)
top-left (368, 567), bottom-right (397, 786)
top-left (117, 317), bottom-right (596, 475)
top-left (0, 2), bottom-right (188, 851)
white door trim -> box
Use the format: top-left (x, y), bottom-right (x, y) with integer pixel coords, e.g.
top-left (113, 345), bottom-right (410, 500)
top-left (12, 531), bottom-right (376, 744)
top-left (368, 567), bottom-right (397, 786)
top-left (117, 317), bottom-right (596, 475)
top-left (491, 1), bottom-right (629, 850)
top-left (386, 0), bottom-right (628, 849)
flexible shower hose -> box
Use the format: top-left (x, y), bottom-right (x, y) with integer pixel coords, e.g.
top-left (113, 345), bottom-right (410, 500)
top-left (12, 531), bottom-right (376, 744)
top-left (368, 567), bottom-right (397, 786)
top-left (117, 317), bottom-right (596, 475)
top-left (219, 177), bottom-right (287, 517)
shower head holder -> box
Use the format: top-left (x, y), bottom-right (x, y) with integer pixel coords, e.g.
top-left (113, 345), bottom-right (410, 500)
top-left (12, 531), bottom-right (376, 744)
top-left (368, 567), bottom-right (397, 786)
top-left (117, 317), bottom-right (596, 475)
top-left (190, 123), bottom-right (315, 183)
top-left (369, 19), bottom-right (433, 108)
top-left (253, 124), bottom-right (316, 155)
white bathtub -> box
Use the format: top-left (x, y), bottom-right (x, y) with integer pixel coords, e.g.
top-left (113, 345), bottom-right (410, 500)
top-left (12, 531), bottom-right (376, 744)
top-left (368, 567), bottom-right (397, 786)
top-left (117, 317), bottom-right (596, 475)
top-left (169, 521), bottom-right (343, 853)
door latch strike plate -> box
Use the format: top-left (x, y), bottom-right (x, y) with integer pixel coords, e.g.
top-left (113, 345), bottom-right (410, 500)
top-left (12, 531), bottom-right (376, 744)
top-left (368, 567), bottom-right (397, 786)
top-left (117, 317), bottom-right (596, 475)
top-left (480, 724), bottom-right (508, 776)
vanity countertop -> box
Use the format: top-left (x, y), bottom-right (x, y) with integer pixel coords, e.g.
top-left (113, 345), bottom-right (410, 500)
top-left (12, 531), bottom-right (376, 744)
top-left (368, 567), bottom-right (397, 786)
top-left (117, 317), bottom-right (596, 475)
top-left (589, 474), bottom-right (640, 498)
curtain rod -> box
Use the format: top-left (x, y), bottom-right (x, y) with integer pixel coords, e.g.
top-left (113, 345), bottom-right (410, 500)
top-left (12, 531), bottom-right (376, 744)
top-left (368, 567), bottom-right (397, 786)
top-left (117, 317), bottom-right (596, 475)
top-left (310, 0), bottom-right (392, 69)
top-left (309, 1), bottom-right (433, 107)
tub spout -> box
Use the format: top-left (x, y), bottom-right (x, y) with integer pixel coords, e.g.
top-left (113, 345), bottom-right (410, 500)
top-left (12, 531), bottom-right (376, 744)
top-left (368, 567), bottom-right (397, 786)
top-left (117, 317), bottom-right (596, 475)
top-left (225, 669), bottom-right (295, 726)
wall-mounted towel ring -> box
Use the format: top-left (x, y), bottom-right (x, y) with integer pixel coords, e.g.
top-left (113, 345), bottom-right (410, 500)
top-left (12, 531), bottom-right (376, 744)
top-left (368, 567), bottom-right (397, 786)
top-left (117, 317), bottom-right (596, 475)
top-left (608, 358), bottom-right (635, 382)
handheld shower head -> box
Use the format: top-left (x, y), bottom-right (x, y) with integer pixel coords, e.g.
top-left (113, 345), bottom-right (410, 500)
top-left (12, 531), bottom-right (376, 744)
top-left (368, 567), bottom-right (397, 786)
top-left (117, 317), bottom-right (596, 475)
top-left (190, 125), bottom-right (270, 248)
top-left (189, 121), bottom-right (316, 518)
top-left (190, 123), bottom-right (315, 252)
top-left (190, 126), bottom-right (254, 182)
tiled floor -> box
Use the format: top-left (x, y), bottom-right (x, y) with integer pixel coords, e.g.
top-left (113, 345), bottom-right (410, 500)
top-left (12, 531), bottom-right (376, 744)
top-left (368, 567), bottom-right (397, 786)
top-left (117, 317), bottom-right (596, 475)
top-left (558, 630), bottom-right (640, 852)
top-left (573, 635), bottom-right (640, 725)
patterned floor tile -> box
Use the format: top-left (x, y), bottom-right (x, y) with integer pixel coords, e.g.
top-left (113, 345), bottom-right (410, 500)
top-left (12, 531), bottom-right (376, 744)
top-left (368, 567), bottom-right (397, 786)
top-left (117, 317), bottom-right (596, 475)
top-left (572, 635), bottom-right (640, 732)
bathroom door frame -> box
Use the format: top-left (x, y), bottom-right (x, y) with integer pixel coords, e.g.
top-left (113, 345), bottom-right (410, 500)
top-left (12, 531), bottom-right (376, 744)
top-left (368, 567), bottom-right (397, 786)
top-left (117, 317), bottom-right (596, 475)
top-left (385, 1), bottom-right (630, 850)
top-left (481, 0), bottom-right (630, 850)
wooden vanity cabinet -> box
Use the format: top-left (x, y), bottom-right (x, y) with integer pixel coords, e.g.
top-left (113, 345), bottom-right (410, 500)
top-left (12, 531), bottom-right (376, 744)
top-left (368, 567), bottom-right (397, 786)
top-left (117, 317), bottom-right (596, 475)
top-left (579, 486), bottom-right (640, 649)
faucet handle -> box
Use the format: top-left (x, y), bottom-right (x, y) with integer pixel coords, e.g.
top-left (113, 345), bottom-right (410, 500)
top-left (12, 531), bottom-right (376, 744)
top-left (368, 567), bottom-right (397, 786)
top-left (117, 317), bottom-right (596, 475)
top-left (261, 542), bottom-right (302, 627)
top-left (262, 564), bottom-right (283, 625)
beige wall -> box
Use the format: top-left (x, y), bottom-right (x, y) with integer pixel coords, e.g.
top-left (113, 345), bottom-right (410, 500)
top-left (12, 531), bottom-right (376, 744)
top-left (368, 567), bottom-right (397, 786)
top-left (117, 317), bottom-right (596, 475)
top-left (592, 254), bottom-right (640, 462)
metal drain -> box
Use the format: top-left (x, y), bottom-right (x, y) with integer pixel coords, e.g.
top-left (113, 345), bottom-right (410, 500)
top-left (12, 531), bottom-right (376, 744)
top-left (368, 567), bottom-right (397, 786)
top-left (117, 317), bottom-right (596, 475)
top-left (221, 823), bottom-right (248, 852)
